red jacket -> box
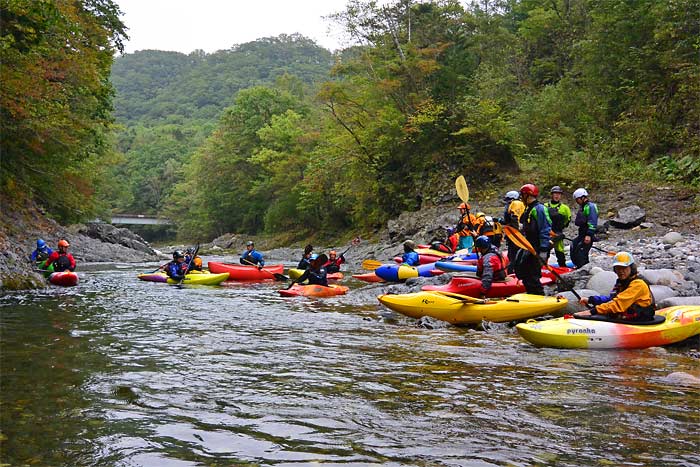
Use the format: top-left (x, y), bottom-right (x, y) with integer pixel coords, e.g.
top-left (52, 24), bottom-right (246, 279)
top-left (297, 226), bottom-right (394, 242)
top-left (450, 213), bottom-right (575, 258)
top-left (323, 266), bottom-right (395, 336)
top-left (45, 251), bottom-right (76, 272)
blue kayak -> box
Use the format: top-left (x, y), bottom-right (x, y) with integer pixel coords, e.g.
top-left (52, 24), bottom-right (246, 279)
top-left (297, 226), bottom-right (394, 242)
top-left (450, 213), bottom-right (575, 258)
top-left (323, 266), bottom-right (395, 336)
top-left (374, 263), bottom-right (442, 282)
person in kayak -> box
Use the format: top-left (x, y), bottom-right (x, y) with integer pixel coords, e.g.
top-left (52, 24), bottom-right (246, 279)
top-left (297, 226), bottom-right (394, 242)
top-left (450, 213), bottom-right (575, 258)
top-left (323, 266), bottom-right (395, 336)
top-left (324, 250), bottom-right (346, 274)
top-left (474, 235), bottom-right (508, 296)
top-left (43, 239), bottom-right (76, 272)
top-left (545, 186), bottom-right (572, 267)
top-left (296, 254), bottom-right (328, 286)
top-left (502, 190), bottom-right (525, 274)
top-left (402, 240), bottom-right (420, 266)
top-left (455, 202), bottom-right (478, 251)
top-left (515, 183), bottom-right (552, 295)
top-left (473, 212), bottom-right (504, 248)
top-left (574, 252), bottom-right (655, 321)
top-left (571, 187), bottom-right (598, 268)
top-left (240, 241), bottom-right (265, 269)
top-left (166, 250), bottom-right (187, 281)
top-left (30, 238), bottom-right (53, 263)
top-left (297, 244), bottom-right (314, 270)
top-left (430, 227), bottom-right (459, 254)
top-left (185, 247), bottom-right (203, 271)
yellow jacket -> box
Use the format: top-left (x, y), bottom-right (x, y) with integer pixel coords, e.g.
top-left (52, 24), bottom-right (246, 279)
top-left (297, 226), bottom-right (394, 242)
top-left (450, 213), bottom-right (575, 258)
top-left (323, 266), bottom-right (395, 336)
top-left (594, 278), bottom-right (654, 315)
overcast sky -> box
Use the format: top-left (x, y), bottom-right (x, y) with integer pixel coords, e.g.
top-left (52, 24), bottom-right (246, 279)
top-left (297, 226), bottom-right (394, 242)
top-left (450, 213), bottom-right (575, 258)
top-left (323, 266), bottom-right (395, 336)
top-left (115, 0), bottom-right (353, 54)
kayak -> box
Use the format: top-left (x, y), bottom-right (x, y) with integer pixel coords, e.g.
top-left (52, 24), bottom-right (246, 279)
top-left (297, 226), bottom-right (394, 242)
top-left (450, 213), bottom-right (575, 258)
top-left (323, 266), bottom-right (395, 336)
top-left (48, 271), bottom-right (79, 287)
top-left (434, 260), bottom-right (478, 273)
top-left (394, 251), bottom-right (479, 265)
top-left (278, 284), bottom-right (349, 297)
top-left (374, 263), bottom-right (445, 282)
top-left (422, 274), bottom-right (555, 298)
top-left (352, 273), bottom-right (385, 283)
top-left (138, 271), bottom-right (229, 285)
top-left (207, 262), bottom-right (284, 281)
top-left (377, 292), bottom-right (568, 325)
top-left (287, 268), bottom-right (344, 281)
top-left (516, 305), bottom-right (700, 349)
top-left (137, 272), bottom-right (169, 283)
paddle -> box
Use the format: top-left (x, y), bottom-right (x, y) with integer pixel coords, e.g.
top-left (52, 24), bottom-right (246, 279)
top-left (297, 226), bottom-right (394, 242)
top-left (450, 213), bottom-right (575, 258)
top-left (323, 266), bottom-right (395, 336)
top-left (240, 257), bottom-right (289, 281)
top-left (560, 234), bottom-right (616, 256)
top-left (177, 243), bottom-right (200, 287)
top-left (432, 290), bottom-right (490, 304)
top-left (503, 225), bottom-right (586, 302)
top-left (455, 175), bottom-right (477, 240)
top-left (339, 237), bottom-right (361, 257)
top-left (148, 262), bottom-right (169, 273)
top-left (361, 259), bottom-right (383, 270)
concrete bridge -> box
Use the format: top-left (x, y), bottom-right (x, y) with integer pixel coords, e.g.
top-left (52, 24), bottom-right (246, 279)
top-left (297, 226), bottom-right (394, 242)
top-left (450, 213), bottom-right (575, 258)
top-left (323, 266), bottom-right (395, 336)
top-left (90, 214), bottom-right (173, 226)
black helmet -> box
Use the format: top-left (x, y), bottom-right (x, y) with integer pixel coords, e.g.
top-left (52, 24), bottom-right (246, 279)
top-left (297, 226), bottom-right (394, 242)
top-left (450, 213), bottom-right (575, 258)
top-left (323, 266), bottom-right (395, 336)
top-left (173, 250), bottom-right (185, 259)
top-left (550, 185), bottom-right (563, 194)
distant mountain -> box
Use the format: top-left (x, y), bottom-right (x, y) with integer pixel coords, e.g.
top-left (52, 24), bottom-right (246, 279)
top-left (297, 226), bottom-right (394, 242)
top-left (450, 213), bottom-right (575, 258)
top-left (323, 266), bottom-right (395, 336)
top-left (111, 34), bottom-right (334, 125)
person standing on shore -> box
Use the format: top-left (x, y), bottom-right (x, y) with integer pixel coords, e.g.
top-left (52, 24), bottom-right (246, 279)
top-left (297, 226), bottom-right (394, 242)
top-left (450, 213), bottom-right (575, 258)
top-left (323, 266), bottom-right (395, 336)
top-left (571, 188), bottom-right (598, 268)
top-left (502, 190), bottom-right (524, 274)
top-left (545, 186), bottom-right (571, 267)
top-left (515, 184), bottom-right (551, 295)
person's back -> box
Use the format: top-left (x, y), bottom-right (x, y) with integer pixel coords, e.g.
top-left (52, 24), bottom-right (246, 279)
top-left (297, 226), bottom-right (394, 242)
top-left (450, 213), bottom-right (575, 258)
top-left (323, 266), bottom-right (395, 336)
top-left (298, 254), bottom-right (328, 286)
top-left (401, 240), bottom-right (420, 266)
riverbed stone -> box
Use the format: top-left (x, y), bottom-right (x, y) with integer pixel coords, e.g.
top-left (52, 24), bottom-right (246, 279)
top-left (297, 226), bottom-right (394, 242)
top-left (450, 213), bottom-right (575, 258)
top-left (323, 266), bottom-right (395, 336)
top-left (650, 285), bottom-right (677, 303)
top-left (639, 269), bottom-right (685, 286)
top-left (658, 296), bottom-right (700, 307)
top-left (662, 231), bottom-right (683, 245)
top-left (610, 205), bottom-right (646, 229)
top-left (586, 271), bottom-right (618, 294)
top-left (558, 289), bottom-right (600, 314)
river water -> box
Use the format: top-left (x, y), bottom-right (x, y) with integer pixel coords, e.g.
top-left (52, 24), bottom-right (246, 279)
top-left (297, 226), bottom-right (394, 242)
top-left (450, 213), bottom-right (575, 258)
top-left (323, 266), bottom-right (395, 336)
top-left (1, 262), bottom-right (698, 466)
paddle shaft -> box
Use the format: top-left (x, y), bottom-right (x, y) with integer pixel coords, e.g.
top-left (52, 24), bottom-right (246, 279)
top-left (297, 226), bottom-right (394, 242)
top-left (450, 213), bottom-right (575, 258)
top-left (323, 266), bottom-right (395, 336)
top-left (241, 257), bottom-right (288, 280)
top-left (177, 244), bottom-right (200, 286)
top-left (562, 235), bottom-right (615, 256)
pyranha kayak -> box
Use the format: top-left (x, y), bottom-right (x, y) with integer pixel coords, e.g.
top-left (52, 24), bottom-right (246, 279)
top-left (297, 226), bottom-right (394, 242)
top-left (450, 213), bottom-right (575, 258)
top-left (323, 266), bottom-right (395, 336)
top-left (208, 262), bottom-right (284, 281)
top-left (377, 292), bottom-right (568, 325)
top-left (516, 305), bottom-right (700, 349)
top-left (48, 271), bottom-right (79, 287)
top-left (279, 284), bottom-right (349, 297)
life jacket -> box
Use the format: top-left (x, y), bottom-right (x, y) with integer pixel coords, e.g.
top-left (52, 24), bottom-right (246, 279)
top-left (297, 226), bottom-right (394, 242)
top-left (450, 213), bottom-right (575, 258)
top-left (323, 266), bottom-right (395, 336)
top-left (611, 276), bottom-right (656, 321)
top-left (55, 255), bottom-right (72, 272)
top-left (545, 201), bottom-right (566, 233)
top-left (504, 200), bottom-right (525, 228)
top-left (521, 201), bottom-right (551, 253)
top-left (187, 256), bottom-right (203, 271)
top-left (476, 248), bottom-right (507, 282)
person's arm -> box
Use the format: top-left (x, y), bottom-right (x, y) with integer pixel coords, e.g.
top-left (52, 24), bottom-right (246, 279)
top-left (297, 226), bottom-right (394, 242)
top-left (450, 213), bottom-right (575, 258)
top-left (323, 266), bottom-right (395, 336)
top-left (563, 204), bottom-right (572, 227)
top-left (254, 251), bottom-right (265, 267)
top-left (585, 203), bottom-right (598, 237)
top-left (595, 281), bottom-right (650, 315)
top-left (537, 205), bottom-right (553, 251)
top-left (480, 254), bottom-right (495, 292)
top-left (68, 254), bottom-right (76, 271)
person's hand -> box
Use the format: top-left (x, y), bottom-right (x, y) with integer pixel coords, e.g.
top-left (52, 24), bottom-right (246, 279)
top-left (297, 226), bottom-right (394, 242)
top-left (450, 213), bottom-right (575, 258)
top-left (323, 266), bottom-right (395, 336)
top-left (579, 297), bottom-right (589, 306)
top-left (584, 235), bottom-right (592, 245)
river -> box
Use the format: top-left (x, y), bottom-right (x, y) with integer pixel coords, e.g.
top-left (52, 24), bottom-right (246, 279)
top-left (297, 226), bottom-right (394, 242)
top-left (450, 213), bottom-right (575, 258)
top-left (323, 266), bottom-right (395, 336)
top-left (1, 261), bottom-right (698, 466)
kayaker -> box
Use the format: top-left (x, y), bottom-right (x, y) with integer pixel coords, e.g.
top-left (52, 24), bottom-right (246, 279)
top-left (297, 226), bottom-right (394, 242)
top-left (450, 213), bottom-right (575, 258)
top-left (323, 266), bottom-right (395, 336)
top-left (545, 186), bottom-right (572, 267)
top-left (473, 212), bottom-right (504, 248)
top-left (574, 252), bottom-right (655, 321)
top-left (502, 190), bottom-right (525, 274)
top-left (402, 240), bottom-right (420, 266)
top-left (297, 244), bottom-right (314, 270)
top-left (296, 254), bottom-right (328, 286)
top-left (30, 238), bottom-right (53, 263)
top-left (185, 247), bottom-right (203, 271)
top-left (455, 202), bottom-right (478, 251)
top-left (324, 250), bottom-right (346, 274)
top-left (515, 184), bottom-right (552, 295)
top-left (240, 241), bottom-right (265, 269)
top-left (571, 187), bottom-right (599, 268)
top-left (431, 227), bottom-right (459, 254)
top-left (43, 239), bottom-right (76, 272)
top-left (474, 235), bottom-right (507, 296)
top-left (166, 250), bottom-right (187, 281)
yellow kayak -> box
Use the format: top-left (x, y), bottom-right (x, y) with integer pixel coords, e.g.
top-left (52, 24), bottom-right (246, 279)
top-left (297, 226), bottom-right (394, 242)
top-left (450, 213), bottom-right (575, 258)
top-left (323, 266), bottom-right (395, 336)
top-left (516, 305), bottom-right (700, 349)
top-left (136, 271), bottom-right (230, 285)
top-left (377, 291), bottom-right (568, 325)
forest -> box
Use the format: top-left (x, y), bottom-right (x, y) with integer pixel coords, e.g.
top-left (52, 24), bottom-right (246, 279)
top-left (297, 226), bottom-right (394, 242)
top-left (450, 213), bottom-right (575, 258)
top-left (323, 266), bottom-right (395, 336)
top-left (2, 0), bottom-right (698, 242)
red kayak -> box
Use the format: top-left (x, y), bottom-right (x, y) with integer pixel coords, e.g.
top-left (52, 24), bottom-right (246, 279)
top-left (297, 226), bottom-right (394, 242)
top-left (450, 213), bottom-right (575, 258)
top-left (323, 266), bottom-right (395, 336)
top-left (422, 274), bottom-right (557, 298)
top-left (48, 271), bottom-right (79, 287)
top-left (542, 266), bottom-right (575, 280)
top-left (279, 284), bottom-right (349, 297)
top-left (208, 262), bottom-right (284, 281)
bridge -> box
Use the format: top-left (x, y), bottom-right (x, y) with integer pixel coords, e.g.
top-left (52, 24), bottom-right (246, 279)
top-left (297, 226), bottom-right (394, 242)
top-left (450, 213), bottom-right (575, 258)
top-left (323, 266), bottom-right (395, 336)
top-left (89, 214), bottom-right (173, 225)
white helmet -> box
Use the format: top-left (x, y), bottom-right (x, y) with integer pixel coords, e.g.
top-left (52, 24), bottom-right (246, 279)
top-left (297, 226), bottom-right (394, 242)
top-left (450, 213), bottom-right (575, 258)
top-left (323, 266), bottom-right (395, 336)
top-left (504, 190), bottom-right (519, 201)
top-left (573, 188), bottom-right (588, 199)
top-left (612, 252), bottom-right (634, 267)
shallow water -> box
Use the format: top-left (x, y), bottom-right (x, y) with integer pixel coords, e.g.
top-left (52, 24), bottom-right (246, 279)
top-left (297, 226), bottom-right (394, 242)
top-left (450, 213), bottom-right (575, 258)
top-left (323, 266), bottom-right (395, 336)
top-left (1, 263), bottom-right (699, 466)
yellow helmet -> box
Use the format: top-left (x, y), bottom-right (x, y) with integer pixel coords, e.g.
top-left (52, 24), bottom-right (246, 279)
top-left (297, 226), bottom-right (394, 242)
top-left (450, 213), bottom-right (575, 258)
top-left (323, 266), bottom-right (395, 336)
top-left (612, 252), bottom-right (634, 267)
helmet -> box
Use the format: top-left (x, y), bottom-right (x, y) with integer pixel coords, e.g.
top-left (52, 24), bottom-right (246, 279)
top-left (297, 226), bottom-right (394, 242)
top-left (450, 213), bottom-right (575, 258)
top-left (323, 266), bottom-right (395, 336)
top-left (457, 202), bottom-right (471, 210)
top-left (550, 186), bottom-right (563, 194)
top-left (246, 241), bottom-right (254, 247)
top-left (37, 239), bottom-right (46, 249)
top-left (520, 184), bottom-right (539, 197)
top-left (474, 235), bottom-right (491, 250)
top-left (573, 188), bottom-right (588, 199)
top-left (612, 252), bottom-right (634, 267)
top-left (185, 247), bottom-right (194, 254)
top-left (173, 250), bottom-right (185, 259)
top-left (445, 226), bottom-right (455, 236)
top-left (476, 212), bottom-right (485, 218)
top-left (57, 239), bottom-right (70, 248)
top-left (310, 253), bottom-right (318, 260)
top-left (329, 250), bottom-right (337, 256)
top-left (504, 190), bottom-right (519, 201)
top-left (403, 240), bottom-right (416, 250)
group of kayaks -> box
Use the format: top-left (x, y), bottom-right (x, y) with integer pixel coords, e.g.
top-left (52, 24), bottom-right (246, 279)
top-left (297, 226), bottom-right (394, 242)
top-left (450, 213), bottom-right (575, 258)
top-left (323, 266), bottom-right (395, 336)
top-left (368, 246), bottom-right (700, 350)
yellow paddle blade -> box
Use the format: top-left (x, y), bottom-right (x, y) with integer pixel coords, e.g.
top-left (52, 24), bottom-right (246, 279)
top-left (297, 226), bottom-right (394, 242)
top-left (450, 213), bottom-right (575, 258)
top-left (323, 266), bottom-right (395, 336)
top-left (361, 259), bottom-right (383, 270)
top-left (455, 175), bottom-right (469, 204)
top-left (431, 290), bottom-right (489, 304)
top-left (502, 225), bottom-right (536, 256)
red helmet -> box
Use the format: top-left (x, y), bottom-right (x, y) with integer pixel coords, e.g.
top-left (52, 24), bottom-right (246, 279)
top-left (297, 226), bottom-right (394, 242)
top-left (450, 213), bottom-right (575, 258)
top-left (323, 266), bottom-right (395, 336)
top-left (457, 202), bottom-right (471, 210)
top-left (58, 239), bottom-right (70, 248)
top-left (520, 184), bottom-right (539, 197)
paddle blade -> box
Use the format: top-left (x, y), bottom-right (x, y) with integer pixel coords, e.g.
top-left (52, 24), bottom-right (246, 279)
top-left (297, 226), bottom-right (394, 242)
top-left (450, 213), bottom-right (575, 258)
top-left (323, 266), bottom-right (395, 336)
top-left (503, 225), bottom-right (536, 256)
top-left (361, 259), bottom-right (383, 270)
top-left (273, 273), bottom-right (290, 281)
top-left (455, 175), bottom-right (469, 204)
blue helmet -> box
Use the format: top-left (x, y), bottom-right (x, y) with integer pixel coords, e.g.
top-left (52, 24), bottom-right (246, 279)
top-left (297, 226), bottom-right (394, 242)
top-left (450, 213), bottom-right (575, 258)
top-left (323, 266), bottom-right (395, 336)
top-left (475, 235), bottom-right (491, 250)
top-left (37, 239), bottom-right (46, 249)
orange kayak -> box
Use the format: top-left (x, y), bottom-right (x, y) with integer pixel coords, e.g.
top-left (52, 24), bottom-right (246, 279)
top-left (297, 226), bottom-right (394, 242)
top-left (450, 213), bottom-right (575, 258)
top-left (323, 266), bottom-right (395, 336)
top-left (279, 284), bottom-right (349, 297)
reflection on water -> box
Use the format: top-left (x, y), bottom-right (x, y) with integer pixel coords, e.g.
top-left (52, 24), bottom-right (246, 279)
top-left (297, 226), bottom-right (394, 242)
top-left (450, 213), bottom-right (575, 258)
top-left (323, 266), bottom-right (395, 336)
top-left (1, 266), bottom-right (698, 466)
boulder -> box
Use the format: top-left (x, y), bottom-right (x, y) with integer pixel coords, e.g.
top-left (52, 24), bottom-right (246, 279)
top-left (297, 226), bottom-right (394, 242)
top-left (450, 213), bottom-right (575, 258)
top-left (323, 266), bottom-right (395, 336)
top-left (610, 205), bottom-right (646, 229)
top-left (649, 285), bottom-right (677, 303)
top-left (658, 296), bottom-right (700, 307)
top-left (557, 289), bottom-right (601, 314)
top-left (79, 223), bottom-right (155, 254)
top-left (639, 269), bottom-right (685, 286)
top-left (586, 271), bottom-right (618, 294)
top-left (662, 231), bottom-right (683, 245)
